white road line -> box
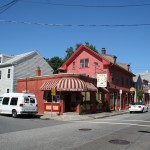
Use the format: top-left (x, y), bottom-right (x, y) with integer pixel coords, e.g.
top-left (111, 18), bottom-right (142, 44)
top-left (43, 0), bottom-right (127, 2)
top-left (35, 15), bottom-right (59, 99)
top-left (73, 121), bottom-right (150, 127)
top-left (97, 119), bottom-right (150, 123)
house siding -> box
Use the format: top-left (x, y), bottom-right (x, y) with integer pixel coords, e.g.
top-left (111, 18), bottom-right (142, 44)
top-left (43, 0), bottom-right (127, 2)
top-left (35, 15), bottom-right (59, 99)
top-left (0, 51), bottom-right (54, 95)
top-left (13, 52), bottom-right (53, 92)
top-left (67, 50), bottom-right (106, 78)
top-left (0, 66), bottom-right (14, 95)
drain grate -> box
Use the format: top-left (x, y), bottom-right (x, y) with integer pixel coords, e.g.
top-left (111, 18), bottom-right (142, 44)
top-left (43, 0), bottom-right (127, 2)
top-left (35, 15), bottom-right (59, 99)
top-left (138, 130), bottom-right (150, 133)
top-left (79, 128), bottom-right (92, 131)
top-left (109, 139), bottom-right (130, 145)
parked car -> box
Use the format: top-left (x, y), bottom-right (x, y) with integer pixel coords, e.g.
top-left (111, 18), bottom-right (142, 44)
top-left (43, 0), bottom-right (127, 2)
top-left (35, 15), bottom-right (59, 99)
top-left (0, 93), bottom-right (38, 118)
top-left (129, 102), bottom-right (148, 113)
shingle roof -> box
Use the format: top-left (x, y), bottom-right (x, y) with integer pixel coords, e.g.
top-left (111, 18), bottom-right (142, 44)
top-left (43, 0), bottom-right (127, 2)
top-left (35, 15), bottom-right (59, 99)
top-left (0, 51), bottom-right (35, 65)
top-left (139, 72), bottom-right (150, 82)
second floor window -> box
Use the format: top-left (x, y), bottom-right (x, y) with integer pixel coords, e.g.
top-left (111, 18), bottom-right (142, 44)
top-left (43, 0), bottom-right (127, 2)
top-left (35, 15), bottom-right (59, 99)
top-left (72, 62), bottom-right (75, 69)
top-left (7, 69), bottom-right (11, 79)
top-left (80, 58), bottom-right (89, 68)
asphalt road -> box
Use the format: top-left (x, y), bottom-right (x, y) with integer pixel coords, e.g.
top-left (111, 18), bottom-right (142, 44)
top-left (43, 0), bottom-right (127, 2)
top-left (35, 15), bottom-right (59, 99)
top-left (0, 112), bottom-right (150, 150)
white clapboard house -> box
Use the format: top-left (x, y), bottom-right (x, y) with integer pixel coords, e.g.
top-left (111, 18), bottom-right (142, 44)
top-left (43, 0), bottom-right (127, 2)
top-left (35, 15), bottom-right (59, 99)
top-left (0, 51), bottom-right (53, 95)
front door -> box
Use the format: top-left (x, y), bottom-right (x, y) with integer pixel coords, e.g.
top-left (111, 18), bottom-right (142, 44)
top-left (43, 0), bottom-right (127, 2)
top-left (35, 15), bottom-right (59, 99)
top-left (65, 92), bottom-right (71, 112)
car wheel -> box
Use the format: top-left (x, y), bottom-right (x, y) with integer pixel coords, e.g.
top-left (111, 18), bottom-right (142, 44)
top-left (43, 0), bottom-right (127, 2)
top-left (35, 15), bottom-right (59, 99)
top-left (142, 108), bottom-right (144, 113)
top-left (147, 108), bottom-right (148, 112)
top-left (130, 111), bottom-right (132, 113)
top-left (12, 110), bottom-right (17, 118)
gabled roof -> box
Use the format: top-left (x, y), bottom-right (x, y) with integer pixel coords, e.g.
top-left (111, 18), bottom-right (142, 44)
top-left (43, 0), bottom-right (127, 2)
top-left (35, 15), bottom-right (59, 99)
top-left (59, 45), bottom-right (134, 76)
top-left (133, 74), bottom-right (141, 82)
top-left (139, 72), bottom-right (150, 82)
top-left (0, 51), bottom-right (37, 66)
top-left (59, 45), bottom-right (111, 70)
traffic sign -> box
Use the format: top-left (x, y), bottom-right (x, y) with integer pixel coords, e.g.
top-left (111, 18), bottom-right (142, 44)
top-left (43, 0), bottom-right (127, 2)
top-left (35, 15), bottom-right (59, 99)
top-left (51, 88), bottom-right (56, 96)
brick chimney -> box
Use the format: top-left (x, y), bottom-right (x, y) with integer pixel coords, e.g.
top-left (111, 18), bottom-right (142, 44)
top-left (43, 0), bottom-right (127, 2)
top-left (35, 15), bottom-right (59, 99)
top-left (36, 66), bottom-right (41, 76)
top-left (101, 48), bottom-right (106, 54)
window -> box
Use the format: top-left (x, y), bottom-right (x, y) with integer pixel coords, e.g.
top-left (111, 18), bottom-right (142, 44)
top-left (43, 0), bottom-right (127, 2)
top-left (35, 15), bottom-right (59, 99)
top-left (24, 98), bottom-right (29, 103)
top-left (2, 97), bottom-right (9, 105)
top-left (0, 97), bottom-right (2, 104)
top-left (80, 59), bottom-right (84, 68)
top-left (6, 89), bottom-right (10, 93)
top-left (72, 62), bottom-right (75, 69)
top-left (85, 59), bottom-right (89, 67)
top-left (10, 97), bottom-right (18, 105)
top-left (0, 70), bottom-right (1, 79)
top-left (81, 92), bottom-right (90, 101)
top-left (7, 69), bottom-right (11, 79)
top-left (30, 98), bottom-right (35, 103)
top-left (80, 59), bottom-right (89, 68)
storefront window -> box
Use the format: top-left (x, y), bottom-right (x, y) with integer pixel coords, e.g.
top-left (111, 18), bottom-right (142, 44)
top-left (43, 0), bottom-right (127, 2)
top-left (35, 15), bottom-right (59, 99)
top-left (81, 92), bottom-right (90, 102)
top-left (43, 91), bottom-right (60, 102)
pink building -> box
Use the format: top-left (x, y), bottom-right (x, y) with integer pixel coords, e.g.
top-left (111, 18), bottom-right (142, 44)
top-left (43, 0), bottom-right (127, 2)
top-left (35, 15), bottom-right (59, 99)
top-left (58, 45), bottom-right (135, 110)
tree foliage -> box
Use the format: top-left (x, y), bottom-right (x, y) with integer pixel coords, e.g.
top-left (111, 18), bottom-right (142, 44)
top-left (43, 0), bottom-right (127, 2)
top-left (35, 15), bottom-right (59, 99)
top-left (46, 42), bottom-right (99, 73)
top-left (64, 47), bottom-right (74, 62)
top-left (64, 42), bottom-right (99, 61)
top-left (75, 42), bottom-right (99, 54)
top-left (136, 89), bottom-right (144, 101)
top-left (47, 56), bottom-right (64, 74)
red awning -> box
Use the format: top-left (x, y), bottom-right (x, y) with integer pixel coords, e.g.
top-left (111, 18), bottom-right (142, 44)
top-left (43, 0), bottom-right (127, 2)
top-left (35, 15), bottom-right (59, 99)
top-left (100, 87), bottom-right (109, 93)
top-left (86, 82), bottom-right (98, 92)
top-left (40, 79), bottom-right (59, 90)
top-left (40, 78), bottom-right (97, 92)
top-left (57, 78), bottom-right (87, 91)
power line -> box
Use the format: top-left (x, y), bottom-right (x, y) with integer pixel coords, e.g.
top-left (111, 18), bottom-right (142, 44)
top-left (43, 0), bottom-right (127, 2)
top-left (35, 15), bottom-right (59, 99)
top-left (25, 1), bottom-right (150, 8)
top-left (0, 0), bottom-right (20, 15)
top-left (0, 19), bottom-right (150, 27)
top-left (43, 2), bottom-right (150, 8)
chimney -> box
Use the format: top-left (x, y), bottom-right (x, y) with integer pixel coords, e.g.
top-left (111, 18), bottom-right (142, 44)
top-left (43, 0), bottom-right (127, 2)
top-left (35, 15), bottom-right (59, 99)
top-left (36, 66), bottom-right (41, 76)
top-left (101, 48), bottom-right (106, 54)
top-left (127, 64), bottom-right (130, 71)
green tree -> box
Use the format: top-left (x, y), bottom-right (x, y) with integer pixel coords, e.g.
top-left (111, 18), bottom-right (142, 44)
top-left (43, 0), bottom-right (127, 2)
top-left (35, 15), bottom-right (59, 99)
top-left (64, 42), bottom-right (99, 61)
top-left (75, 42), bottom-right (99, 54)
top-left (136, 89), bottom-right (144, 101)
top-left (47, 56), bottom-right (64, 74)
top-left (64, 47), bottom-right (74, 62)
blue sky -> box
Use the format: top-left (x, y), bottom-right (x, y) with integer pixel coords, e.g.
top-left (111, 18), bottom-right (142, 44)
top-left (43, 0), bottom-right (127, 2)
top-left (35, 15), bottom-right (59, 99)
top-left (0, 0), bottom-right (150, 74)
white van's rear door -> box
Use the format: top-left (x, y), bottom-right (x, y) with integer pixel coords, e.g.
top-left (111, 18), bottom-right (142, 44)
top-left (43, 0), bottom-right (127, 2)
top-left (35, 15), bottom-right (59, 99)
top-left (23, 97), bottom-right (37, 113)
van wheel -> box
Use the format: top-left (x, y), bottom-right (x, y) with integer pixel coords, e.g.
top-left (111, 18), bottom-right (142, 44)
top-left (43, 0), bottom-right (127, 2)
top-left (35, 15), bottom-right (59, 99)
top-left (12, 110), bottom-right (17, 118)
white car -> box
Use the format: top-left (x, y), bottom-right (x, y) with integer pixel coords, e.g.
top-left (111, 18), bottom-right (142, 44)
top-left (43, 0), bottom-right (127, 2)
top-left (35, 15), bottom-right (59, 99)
top-left (129, 102), bottom-right (148, 113)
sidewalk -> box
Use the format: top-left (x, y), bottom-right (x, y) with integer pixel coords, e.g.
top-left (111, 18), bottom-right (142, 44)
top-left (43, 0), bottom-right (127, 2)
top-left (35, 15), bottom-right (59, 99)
top-left (40, 110), bottom-right (129, 121)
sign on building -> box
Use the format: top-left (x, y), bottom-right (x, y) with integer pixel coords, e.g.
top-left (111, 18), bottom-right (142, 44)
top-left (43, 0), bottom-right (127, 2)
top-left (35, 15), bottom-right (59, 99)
top-left (97, 74), bottom-right (107, 87)
top-left (51, 88), bottom-right (56, 96)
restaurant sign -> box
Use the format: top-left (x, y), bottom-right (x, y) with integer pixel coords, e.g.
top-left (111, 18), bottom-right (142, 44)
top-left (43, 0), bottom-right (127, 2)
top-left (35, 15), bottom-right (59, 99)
top-left (97, 74), bottom-right (107, 87)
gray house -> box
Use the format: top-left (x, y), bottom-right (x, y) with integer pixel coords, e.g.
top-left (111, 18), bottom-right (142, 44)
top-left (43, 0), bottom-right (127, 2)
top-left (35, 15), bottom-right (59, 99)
top-left (0, 51), bottom-right (53, 95)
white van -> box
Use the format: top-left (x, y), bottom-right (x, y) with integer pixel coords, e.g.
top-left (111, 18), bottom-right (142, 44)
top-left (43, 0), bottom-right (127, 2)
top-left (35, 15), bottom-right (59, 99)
top-left (0, 93), bottom-right (38, 118)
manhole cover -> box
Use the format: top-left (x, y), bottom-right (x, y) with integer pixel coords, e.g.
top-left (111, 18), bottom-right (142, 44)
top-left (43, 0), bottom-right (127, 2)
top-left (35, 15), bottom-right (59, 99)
top-left (109, 139), bottom-right (130, 145)
top-left (138, 130), bottom-right (150, 133)
top-left (79, 128), bottom-right (92, 131)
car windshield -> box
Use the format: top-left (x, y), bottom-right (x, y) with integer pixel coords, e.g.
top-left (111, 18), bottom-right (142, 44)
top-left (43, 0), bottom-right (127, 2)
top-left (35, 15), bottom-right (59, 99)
top-left (132, 102), bottom-right (145, 105)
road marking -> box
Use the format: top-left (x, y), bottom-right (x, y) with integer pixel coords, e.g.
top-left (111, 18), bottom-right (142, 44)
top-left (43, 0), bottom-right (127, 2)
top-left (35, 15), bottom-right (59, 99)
top-left (98, 119), bottom-right (150, 123)
top-left (73, 121), bottom-right (150, 128)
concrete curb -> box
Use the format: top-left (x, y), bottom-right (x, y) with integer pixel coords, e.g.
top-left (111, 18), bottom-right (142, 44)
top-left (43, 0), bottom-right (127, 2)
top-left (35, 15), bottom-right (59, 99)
top-left (40, 111), bottom-right (129, 121)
